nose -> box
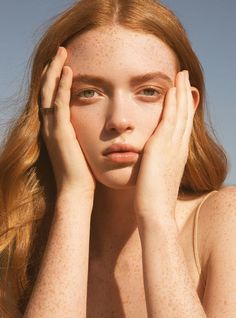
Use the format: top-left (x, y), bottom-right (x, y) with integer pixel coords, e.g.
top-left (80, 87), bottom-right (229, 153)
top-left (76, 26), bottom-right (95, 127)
top-left (104, 94), bottom-right (135, 134)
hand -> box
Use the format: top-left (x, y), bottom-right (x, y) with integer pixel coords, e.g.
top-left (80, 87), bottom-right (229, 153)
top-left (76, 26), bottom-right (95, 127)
top-left (134, 70), bottom-right (199, 225)
top-left (40, 46), bottom-right (96, 199)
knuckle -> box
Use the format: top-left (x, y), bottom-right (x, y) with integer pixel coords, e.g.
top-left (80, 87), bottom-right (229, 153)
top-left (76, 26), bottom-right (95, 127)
top-left (58, 79), bottom-right (66, 90)
top-left (54, 97), bottom-right (63, 108)
top-left (46, 74), bottom-right (60, 89)
top-left (41, 85), bottom-right (51, 98)
top-left (58, 77), bottom-right (70, 91)
top-left (54, 89), bottom-right (70, 106)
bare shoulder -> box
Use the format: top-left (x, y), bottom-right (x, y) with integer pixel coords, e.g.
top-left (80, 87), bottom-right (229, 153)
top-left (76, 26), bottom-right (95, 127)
top-left (199, 186), bottom-right (236, 248)
top-left (200, 185), bottom-right (236, 221)
top-left (198, 186), bottom-right (236, 314)
top-left (204, 185), bottom-right (236, 209)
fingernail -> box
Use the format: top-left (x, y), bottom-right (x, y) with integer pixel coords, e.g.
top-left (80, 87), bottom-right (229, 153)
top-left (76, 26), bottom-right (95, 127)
top-left (57, 46), bottom-right (62, 54)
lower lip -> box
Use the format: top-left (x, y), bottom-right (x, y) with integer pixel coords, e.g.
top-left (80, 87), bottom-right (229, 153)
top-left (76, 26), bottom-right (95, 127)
top-left (104, 152), bottom-right (140, 163)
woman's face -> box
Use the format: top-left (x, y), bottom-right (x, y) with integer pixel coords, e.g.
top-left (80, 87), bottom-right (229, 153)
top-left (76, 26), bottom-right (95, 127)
top-left (66, 26), bottom-right (179, 189)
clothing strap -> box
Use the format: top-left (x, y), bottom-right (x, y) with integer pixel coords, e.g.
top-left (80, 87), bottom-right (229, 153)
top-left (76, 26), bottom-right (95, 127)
top-left (193, 190), bottom-right (218, 286)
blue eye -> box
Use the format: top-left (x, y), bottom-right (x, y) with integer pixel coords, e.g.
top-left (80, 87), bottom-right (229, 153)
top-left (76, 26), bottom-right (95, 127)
top-left (77, 89), bottom-right (98, 98)
top-left (140, 88), bottom-right (161, 96)
top-left (73, 87), bottom-right (162, 100)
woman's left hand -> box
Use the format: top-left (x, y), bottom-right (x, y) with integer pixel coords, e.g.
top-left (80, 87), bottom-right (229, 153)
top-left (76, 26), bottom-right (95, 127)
top-left (134, 70), bottom-right (198, 227)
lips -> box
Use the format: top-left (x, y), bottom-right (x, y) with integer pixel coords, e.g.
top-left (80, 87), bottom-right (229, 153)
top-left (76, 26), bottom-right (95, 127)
top-left (102, 143), bottom-right (142, 164)
top-left (102, 143), bottom-right (141, 156)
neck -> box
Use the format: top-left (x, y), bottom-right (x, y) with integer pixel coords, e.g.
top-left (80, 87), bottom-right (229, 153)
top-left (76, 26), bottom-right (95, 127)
top-left (90, 182), bottom-right (140, 264)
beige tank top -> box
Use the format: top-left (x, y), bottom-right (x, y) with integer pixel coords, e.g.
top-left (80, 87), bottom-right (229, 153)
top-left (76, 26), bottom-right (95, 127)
top-left (193, 190), bottom-right (218, 286)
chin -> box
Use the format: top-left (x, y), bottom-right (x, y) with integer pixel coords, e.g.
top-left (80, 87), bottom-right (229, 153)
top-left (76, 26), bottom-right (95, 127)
top-left (94, 165), bottom-right (139, 189)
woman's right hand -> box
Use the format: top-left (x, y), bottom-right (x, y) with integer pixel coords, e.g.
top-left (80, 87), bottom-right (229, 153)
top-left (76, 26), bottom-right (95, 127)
top-left (40, 46), bottom-right (96, 199)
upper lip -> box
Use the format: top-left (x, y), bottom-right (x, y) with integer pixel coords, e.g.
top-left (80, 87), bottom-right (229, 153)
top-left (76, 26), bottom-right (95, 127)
top-left (103, 143), bottom-right (142, 156)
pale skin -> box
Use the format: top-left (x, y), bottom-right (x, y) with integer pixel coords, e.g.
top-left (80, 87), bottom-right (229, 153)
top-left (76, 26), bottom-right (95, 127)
top-left (24, 26), bottom-right (236, 317)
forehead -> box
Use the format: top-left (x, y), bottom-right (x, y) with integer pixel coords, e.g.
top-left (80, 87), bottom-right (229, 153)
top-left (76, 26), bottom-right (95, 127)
top-left (66, 26), bottom-right (179, 78)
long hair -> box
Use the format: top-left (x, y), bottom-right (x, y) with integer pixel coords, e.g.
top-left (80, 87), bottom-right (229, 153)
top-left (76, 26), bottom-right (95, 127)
top-left (0, 0), bottom-right (228, 316)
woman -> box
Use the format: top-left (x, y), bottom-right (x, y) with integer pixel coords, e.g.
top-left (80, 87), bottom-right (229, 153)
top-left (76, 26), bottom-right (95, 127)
top-left (0, 0), bottom-right (235, 317)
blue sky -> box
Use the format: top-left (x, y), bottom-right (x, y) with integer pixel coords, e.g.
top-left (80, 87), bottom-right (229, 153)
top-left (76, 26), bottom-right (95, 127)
top-left (0, 0), bottom-right (235, 185)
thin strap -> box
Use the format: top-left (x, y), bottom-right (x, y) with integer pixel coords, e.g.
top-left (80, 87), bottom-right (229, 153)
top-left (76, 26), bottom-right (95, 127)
top-left (193, 190), bottom-right (218, 286)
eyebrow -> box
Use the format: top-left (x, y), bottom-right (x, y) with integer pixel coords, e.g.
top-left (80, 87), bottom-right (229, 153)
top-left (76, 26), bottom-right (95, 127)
top-left (72, 71), bottom-right (173, 87)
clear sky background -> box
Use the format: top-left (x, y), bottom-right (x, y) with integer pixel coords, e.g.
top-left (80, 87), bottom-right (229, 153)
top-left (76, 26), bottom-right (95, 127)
top-left (0, 0), bottom-right (235, 185)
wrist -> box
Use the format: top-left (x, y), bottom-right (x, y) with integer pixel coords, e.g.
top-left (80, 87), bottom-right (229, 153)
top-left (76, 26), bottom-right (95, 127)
top-left (136, 212), bottom-right (178, 235)
top-left (55, 189), bottom-right (94, 218)
top-left (57, 186), bottom-right (94, 201)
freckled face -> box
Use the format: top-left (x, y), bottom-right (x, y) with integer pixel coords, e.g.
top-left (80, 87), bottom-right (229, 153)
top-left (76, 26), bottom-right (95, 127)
top-left (66, 26), bottom-right (179, 189)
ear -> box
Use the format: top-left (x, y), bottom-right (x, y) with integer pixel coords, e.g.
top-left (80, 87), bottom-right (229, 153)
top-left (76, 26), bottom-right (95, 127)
top-left (191, 87), bottom-right (200, 112)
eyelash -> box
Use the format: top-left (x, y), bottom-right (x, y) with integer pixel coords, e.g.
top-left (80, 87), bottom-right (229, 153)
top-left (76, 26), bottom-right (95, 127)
top-left (73, 87), bottom-right (163, 100)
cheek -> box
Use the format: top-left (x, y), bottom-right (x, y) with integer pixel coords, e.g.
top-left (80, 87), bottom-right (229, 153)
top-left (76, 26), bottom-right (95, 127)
top-left (70, 103), bottom-right (163, 148)
top-left (70, 107), bottom-right (100, 151)
top-left (141, 105), bottom-right (163, 140)
top-left (71, 109), bottom-right (87, 131)
top-left (70, 105), bottom-right (101, 131)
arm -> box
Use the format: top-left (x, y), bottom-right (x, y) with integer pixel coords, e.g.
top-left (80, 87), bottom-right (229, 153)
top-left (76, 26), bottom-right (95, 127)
top-left (24, 191), bottom-right (93, 318)
top-left (23, 47), bottom-right (96, 317)
top-left (138, 187), bottom-right (236, 318)
top-left (137, 218), bottom-right (206, 318)
top-left (201, 186), bottom-right (236, 317)
top-left (134, 70), bottom-right (206, 317)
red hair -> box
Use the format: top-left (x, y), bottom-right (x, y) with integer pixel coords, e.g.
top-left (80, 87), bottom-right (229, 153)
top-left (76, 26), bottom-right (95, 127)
top-left (0, 1), bottom-right (227, 316)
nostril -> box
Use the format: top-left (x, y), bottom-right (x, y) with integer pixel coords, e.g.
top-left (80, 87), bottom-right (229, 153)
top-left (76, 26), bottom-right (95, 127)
top-left (105, 118), bottom-right (135, 134)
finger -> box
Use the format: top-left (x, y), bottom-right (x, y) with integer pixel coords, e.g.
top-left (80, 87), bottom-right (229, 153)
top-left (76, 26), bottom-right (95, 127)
top-left (157, 86), bottom-right (177, 135)
top-left (53, 66), bottom-right (73, 127)
top-left (41, 64), bottom-right (49, 80)
top-left (174, 70), bottom-right (188, 140)
top-left (40, 47), bottom-right (68, 135)
top-left (41, 66), bottom-right (73, 139)
top-left (40, 47), bottom-right (67, 108)
top-left (183, 74), bottom-right (196, 141)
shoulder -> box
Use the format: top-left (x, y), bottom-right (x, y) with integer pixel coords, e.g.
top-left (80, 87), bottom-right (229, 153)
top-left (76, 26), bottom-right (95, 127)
top-left (198, 185), bottom-right (236, 272)
top-left (197, 186), bottom-right (236, 314)
top-left (199, 186), bottom-right (236, 248)
top-left (200, 185), bottom-right (236, 223)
